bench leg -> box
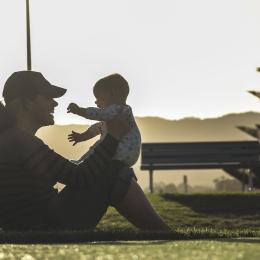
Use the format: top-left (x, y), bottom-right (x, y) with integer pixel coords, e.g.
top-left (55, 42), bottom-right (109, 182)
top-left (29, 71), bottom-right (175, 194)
top-left (149, 170), bottom-right (153, 193)
top-left (242, 170), bottom-right (245, 192)
top-left (249, 169), bottom-right (254, 191)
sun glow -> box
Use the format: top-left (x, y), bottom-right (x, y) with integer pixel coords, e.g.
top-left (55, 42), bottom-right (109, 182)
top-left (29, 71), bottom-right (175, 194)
top-left (1, 0), bottom-right (260, 124)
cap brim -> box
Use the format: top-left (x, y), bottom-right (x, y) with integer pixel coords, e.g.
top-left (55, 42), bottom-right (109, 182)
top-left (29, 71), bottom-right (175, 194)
top-left (40, 84), bottom-right (67, 98)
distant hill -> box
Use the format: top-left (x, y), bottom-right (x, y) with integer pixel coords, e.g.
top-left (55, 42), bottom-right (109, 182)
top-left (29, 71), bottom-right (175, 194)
top-left (136, 112), bottom-right (260, 142)
top-left (36, 111), bottom-right (260, 190)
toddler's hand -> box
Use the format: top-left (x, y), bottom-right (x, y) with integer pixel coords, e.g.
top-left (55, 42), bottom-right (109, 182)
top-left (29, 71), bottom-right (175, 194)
top-left (68, 131), bottom-right (82, 146)
top-left (67, 103), bottom-right (80, 114)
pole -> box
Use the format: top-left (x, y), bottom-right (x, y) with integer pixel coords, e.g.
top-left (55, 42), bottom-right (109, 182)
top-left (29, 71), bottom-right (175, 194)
top-left (26, 0), bottom-right (32, 70)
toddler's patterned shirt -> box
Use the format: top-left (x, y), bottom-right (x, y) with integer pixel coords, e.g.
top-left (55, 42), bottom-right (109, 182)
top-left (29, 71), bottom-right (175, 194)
top-left (76, 104), bottom-right (141, 167)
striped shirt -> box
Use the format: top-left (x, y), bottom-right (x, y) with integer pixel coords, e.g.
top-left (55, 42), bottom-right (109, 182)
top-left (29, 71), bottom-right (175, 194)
top-left (0, 126), bottom-right (118, 230)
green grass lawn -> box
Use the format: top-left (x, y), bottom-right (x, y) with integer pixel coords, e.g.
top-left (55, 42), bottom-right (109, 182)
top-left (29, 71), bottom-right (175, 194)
top-left (1, 239), bottom-right (260, 259)
top-left (1, 193), bottom-right (260, 259)
top-left (98, 192), bottom-right (260, 230)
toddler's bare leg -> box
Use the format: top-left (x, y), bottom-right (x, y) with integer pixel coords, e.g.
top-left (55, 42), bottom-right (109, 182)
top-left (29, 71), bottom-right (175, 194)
top-left (115, 178), bottom-right (172, 231)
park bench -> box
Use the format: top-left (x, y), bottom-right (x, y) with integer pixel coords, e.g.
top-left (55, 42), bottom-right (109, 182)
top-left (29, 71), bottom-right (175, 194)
top-left (140, 141), bottom-right (260, 193)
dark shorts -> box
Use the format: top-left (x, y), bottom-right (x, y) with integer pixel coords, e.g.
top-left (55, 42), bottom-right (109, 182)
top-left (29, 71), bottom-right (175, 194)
top-left (42, 161), bottom-right (137, 230)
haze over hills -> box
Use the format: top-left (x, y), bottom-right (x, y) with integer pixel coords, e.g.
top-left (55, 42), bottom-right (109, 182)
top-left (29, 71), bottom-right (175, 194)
top-left (36, 112), bottom-right (260, 190)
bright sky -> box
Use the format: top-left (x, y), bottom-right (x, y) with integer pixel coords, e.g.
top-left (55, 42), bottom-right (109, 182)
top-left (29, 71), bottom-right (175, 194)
top-left (1, 0), bottom-right (260, 125)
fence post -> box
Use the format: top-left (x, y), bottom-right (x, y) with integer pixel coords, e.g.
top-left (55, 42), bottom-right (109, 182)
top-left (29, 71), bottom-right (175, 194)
top-left (183, 175), bottom-right (188, 193)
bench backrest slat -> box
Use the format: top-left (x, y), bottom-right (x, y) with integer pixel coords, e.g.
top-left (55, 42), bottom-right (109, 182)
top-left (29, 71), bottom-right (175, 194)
top-left (141, 141), bottom-right (260, 169)
top-left (142, 141), bottom-right (259, 150)
top-left (142, 156), bottom-right (259, 165)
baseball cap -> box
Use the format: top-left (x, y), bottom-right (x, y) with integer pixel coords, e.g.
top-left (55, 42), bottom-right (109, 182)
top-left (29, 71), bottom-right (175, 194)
top-left (3, 71), bottom-right (67, 103)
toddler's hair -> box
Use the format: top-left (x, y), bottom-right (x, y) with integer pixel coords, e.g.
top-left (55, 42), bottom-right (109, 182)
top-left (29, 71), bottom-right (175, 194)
top-left (94, 73), bottom-right (129, 99)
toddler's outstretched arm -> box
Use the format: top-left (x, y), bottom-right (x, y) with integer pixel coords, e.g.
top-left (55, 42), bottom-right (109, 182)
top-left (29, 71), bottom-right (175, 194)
top-left (67, 103), bottom-right (86, 117)
top-left (68, 130), bottom-right (95, 146)
top-left (68, 122), bottom-right (102, 146)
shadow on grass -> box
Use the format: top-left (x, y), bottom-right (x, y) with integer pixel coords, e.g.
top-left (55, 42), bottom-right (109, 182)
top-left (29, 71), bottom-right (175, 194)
top-left (0, 229), bottom-right (185, 244)
top-left (160, 193), bottom-right (260, 215)
top-left (1, 229), bottom-right (260, 244)
top-left (85, 240), bottom-right (172, 245)
top-left (90, 238), bottom-right (260, 245)
top-left (215, 238), bottom-right (260, 244)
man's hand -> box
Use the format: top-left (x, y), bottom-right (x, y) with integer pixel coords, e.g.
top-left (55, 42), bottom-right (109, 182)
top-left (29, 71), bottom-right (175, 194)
top-left (106, 106), bottom-right (134, 140)
top-left (68, 131), bottom-right (84, 146)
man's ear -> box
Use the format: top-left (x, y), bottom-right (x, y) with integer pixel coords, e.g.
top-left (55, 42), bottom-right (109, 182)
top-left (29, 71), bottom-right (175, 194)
top-left (21, 97), bottom-right (33, 110)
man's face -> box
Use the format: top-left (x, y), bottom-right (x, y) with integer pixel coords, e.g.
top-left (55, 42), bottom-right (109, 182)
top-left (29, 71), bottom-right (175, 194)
top-left (28, 95), bottom-right (58, 127)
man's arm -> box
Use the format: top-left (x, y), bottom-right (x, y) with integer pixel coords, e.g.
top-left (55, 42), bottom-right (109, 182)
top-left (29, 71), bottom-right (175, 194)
top-left (18, 132), bottom-right (119, 188)
top-left (19, 107), bottom-right (133, 188)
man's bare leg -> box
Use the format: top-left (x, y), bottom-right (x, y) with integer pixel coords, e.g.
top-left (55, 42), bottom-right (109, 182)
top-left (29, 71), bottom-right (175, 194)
top-left (115, 178), bottom-right (172, 231)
